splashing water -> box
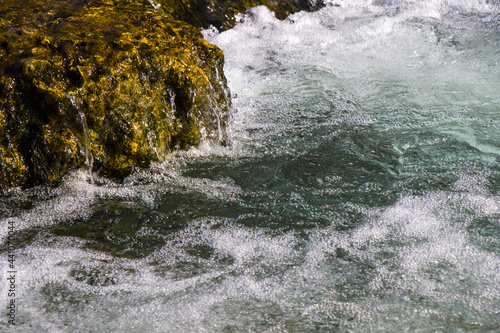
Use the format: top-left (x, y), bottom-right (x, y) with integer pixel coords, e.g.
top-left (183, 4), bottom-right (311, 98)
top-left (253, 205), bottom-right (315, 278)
top-left (68, 95), bottom-right (94, 184)
top-left (1, 1), bottom-right (500, 332)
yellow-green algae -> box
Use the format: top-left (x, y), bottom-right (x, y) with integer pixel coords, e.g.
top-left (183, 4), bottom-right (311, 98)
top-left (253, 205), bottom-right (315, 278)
top-left (158, 0), bottom-right (324, 30)
top-left (0, 0), bottom-right (230, 187)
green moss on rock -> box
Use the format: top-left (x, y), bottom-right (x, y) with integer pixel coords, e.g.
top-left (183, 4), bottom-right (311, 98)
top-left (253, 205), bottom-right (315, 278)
top-left (0, 0), bottom-right (230, 187)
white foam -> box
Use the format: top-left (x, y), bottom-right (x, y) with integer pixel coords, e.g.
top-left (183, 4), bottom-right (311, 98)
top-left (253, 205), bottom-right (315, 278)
top-left (3, 1), bottom-right (500, 331)
top-left (5, 184), bottom-right (499, 331)
top-left (204, 1), bottom-right (500, 161)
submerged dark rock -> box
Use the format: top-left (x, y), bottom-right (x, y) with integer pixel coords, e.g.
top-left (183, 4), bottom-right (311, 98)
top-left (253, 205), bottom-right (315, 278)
top-left (158, 0), bottom-right (325, 30)
top-left (0, 0), bottom-right (230, 187)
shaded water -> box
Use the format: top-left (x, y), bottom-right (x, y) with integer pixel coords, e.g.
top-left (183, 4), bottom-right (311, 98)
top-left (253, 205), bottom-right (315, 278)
top-left (1, 0), bottom-right (500, 331)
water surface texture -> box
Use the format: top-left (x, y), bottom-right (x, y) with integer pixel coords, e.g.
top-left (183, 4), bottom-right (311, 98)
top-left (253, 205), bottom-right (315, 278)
top-left (1, 0), bottom-right (500, 331)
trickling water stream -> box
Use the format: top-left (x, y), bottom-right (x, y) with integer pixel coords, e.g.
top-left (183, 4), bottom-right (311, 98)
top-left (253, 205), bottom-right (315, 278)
top-left (69, 95), bottom-right (94, 184)
top-left (1, 1), bottom-right (500, 332)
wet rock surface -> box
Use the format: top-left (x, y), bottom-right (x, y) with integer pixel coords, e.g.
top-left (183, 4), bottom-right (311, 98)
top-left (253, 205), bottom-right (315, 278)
top-left (0, 0), bottom-right (325, 188)
top-left (0, 0), bottom-right (231, 187)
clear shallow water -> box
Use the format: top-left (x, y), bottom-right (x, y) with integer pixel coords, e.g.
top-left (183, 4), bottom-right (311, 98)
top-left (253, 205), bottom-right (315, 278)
top-left (1, 1), bottom-right (500, 331)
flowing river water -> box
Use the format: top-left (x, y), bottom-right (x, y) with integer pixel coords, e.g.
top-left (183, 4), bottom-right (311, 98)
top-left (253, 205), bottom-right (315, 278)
top-left (1, 0), bottom-right (500, 331)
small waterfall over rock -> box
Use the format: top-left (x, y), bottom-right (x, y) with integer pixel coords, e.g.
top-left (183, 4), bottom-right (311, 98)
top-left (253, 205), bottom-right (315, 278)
top-left (68, 95), bottom-right (94, 183)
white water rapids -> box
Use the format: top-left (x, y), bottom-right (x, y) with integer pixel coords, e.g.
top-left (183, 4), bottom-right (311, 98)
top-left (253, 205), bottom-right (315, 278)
top-left (1, 1), bottom-right (500, 331)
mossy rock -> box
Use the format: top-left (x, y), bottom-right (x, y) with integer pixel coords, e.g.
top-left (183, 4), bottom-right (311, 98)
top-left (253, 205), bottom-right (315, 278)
top-left (0, 0), bottom-right (230, 187)
top-left (158, 0), bottom-right (325, 30)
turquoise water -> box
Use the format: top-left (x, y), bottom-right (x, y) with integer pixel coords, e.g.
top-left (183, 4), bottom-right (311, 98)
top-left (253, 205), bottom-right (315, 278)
top-left (1, 1), bottom-right (500, 331)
